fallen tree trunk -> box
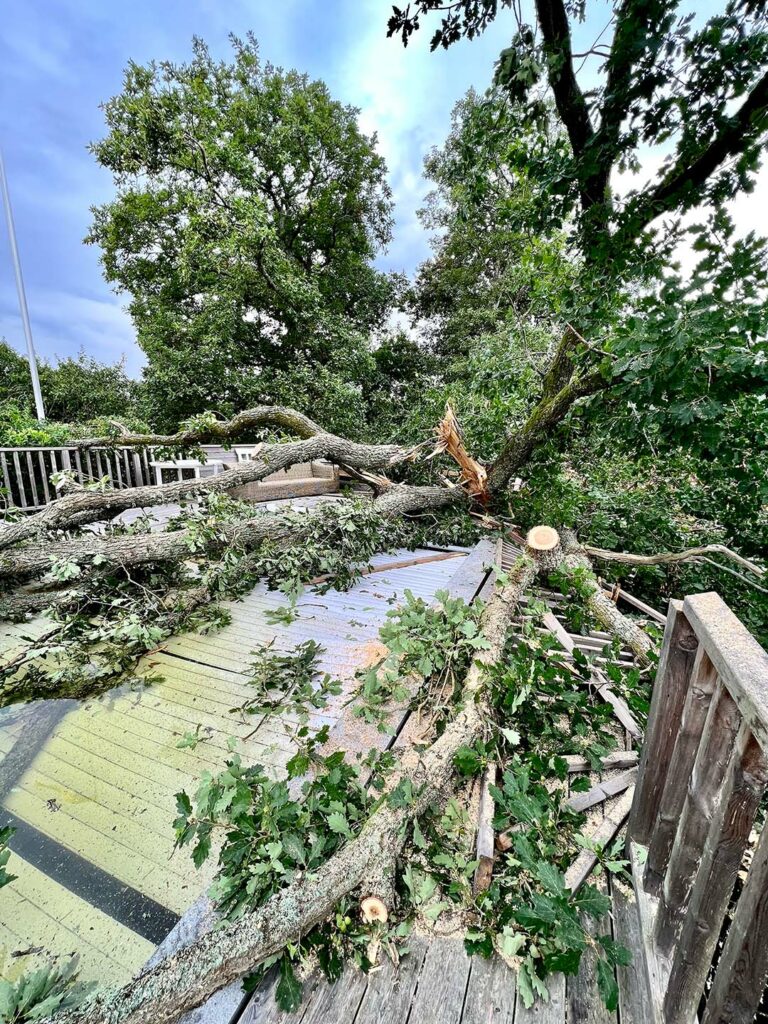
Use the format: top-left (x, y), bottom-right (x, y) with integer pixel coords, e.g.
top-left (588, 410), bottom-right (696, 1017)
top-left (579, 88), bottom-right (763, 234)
top-left (0, 427), bottom-right (414, 553)
top-left (559, 530), bottom-right (655, 667)
top-left (49, 555), bottom-right (537, 1024)
top-left (0, 484), bottom-right (463, 585)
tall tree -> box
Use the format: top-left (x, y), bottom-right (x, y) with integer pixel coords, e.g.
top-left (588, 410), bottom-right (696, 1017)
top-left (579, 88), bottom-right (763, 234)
top-left (88, 36), bottom-right (396, 429)
top-left (389, 0), bottom-right (768, 490)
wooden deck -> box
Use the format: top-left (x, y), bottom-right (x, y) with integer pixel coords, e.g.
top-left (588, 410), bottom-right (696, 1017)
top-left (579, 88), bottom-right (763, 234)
top-left (240, 874), bottom-right (650, 1024)
top-left (0, 538), bottom-right (470, 989)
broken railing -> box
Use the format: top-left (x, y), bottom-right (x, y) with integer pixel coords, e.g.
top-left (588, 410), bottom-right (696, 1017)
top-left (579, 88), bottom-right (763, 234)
top-left (628, 591), bottom-right (768, 1024)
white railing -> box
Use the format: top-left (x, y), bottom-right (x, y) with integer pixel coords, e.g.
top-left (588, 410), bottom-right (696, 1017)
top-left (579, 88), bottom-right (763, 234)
top-left (0, 445), bottom-right (235, 511)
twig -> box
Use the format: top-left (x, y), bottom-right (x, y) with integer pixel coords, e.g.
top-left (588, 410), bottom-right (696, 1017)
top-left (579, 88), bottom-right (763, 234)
top-left (585, 542), bottom-right (764, 578)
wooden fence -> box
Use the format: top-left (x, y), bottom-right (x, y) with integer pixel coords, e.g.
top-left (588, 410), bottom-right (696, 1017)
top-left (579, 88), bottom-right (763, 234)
top-left (628, 591), bottom-right (768, 1024)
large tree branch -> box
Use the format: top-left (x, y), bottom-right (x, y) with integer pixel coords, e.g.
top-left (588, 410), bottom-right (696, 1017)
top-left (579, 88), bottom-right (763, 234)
top-left (534, 0), bottom-right (595, 205)
top-left (588, 0), bottom-right (672, 203)
top-left (486, 368), bottom-right (607, 494)
top-left (631, 69), bottom-right (768, 231)
top-left (0, 430), bottom-right (413, 554)
top-left (74, 405), bottom-right (324, 449)
top-left (558, 530), bottom-right (655, 666)
top-left (46, 558), bottom-right (537, 1024)
top-left (585, 543), bottom-right (765, 579)
top-left (0, 485), bottom-right (465, 586)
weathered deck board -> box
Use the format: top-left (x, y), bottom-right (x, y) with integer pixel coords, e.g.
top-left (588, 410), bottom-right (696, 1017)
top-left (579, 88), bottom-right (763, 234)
top-left (461, 953), bottom-right (517, 1024)
top-left (406, 936), bottom-right (472, 1024)
top-left (515, 972), bottom-right (566, 1022)
top-left (611, 879), bottom-right (652, 1024)
top-left (567, 876), bottom-right (618, 1024)
top-left (241, 868), bottom-right (649, 1024)
top-left (353, 936), bottom-right (430, 1024)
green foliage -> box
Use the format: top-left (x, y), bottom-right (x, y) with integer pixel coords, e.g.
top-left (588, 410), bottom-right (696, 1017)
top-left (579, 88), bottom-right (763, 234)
top-left (88, 35), bottom-right (396, 429)
top-left (0, 343), bottom-right (144, 444)
top-left (354, 588), bottom-right (490, 727)
top-left (0, 402), bottom-right (73, 448)
top-left (0, 825), bottom-right (17, 890)
top-left (457, 617), bottom-right (642, 1006)
top-left (0, 958), bottom-right (95, 1023)
top-left (521, 437), bottom-right (768, 646)
top-left (234, 639), bottom-right (342, 755)
top-left (174, 748), bottom-right (370, 921)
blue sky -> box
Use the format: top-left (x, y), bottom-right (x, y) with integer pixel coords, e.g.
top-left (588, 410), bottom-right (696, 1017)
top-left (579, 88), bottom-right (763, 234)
top-left (0, 0), bottom-right (517, 377)
top-left (0, 1), bottom-right (761, 380)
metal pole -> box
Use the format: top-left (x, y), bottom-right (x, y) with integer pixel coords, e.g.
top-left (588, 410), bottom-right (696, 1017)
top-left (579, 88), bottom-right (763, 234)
top-left (0, 147), bottom-right (46, 420)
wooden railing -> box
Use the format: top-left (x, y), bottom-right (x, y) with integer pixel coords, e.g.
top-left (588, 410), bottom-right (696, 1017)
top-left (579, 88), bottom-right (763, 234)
top-left (0, 445), bottom-right (340, 512)
top-left (628, 592), bottom-right (768, 1024)
top-left (0, 446), bottom-right (156, 510)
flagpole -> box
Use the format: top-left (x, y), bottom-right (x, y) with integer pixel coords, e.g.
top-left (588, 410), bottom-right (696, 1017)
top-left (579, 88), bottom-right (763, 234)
top-left (0, 147), bottom-right (46, 420)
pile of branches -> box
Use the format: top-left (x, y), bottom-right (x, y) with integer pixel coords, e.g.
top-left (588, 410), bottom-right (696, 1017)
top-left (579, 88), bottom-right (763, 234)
top-left (28, 523), bottom-right (652, 1024)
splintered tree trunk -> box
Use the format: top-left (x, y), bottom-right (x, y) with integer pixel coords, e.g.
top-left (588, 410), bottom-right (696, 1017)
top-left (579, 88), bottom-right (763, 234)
top-left (51, 556), bottom-right (537, 1024)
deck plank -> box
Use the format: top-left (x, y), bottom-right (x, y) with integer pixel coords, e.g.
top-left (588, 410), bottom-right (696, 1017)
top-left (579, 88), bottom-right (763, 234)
top-left (514, 973), bottom-right (566, 1023)
top-left (0, 857), bottom-right (152, 985)
top-left (353, 936), bottom-right (429, 1024)
top-left (461, 955), bottom-right (517, 1024)
top-left (611, 879), bottom-right (652, 1024)
top-left (567, 876), bottom-right (617, 1024)
top-left (406, 937), bottom-right (471, 1024)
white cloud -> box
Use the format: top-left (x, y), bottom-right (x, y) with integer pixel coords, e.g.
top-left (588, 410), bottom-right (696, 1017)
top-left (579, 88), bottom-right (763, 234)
top-left (333, 0), bottom-right (510, 274)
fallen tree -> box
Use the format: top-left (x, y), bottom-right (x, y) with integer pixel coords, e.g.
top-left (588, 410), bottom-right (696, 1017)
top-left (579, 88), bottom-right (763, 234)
top-left (0, 396), bottom-right (748, 1018)
top-left (44, 525), bottom-right (654, 1024)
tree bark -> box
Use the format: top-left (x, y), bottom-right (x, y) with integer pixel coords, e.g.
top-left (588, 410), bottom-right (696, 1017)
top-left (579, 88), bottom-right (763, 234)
top-left (49, 557), bottom-right (537, 1024)
top-left (0, 484), bottom-right (465, 587)
top-left (559, 530), bottom-right (655, 666)
top-left (486, 370), bottom-right (606, 495)
top-left (584, 542), bottom-right (764, 579)
top-left (0, 430), bottom-right (413, 553)
top-left (73, 405), bottom-right (325, 449)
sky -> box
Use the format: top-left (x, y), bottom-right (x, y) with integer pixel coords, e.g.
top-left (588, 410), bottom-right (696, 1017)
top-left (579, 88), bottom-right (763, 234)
top-left (0, 0), bottom-right (763, 380)
top-left (0, 0), bottom-right (517, 377)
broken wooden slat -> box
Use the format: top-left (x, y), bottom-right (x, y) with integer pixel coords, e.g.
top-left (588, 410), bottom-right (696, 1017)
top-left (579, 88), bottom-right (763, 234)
top-left (473, 764), bottom-right (497, 894)
top-left (540, 610), bottom-right (643, 740)
top-left (565, 769), bottom-right (638, 814)
top-left (564, 788), bottom-right (634, 894)
top-left (603, 587), bottom-right (666, 625)
top-left (562, 751), bottom-right (638, 773)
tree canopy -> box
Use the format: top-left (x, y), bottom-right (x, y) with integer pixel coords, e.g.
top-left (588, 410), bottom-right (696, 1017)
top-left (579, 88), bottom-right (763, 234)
top-left (87, 35), bottom-right (397, 430)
